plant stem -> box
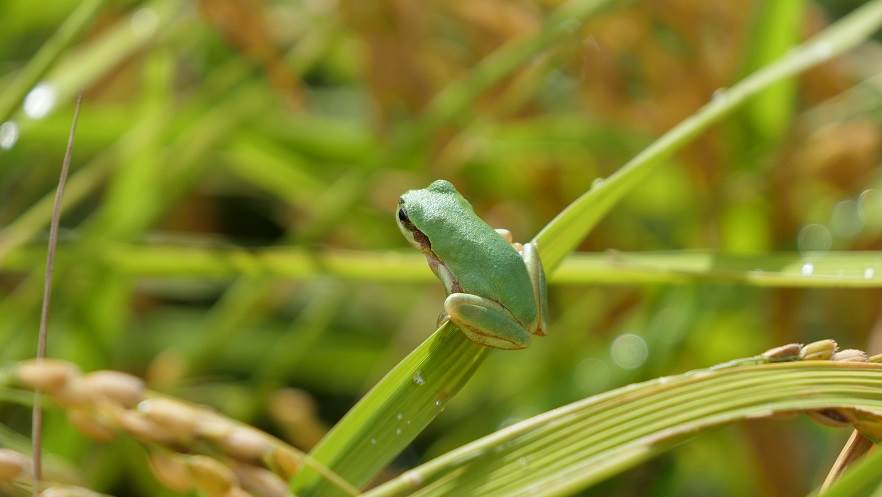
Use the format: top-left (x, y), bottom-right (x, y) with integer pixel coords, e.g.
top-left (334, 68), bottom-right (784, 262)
top-left (32, 93), bottom-right (82, 497)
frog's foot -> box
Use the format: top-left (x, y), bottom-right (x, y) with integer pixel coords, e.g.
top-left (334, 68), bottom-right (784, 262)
top-left (495, 228), bottom-right (527, 254)
top-left (436, 309), bottom-right (450, 328)
top-left (495, 228), bottom-right (513, 244)
top-left (444, 293), bottom-right (531, 350)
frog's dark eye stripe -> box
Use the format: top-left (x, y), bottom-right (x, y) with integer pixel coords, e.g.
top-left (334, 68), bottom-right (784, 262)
top-left (397, 208), bottom-right (408, 223)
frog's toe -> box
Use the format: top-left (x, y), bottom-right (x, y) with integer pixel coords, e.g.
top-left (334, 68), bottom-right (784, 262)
top-left (494, 228), bottom-right (513, 243)
top-left (436, 310), bottom-right (450, 327)
top-left (460, 327), bottom-right (530, 350)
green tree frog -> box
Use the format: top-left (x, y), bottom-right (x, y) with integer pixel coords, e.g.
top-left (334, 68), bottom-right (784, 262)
top-left (396, 180), bottom-right (548, 349)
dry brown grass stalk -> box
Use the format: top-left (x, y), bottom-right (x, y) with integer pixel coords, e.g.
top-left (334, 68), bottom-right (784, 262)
top-left (10, 359), bottom-right (358, 496)
top-left (32, 92), bottom-right (83, 497)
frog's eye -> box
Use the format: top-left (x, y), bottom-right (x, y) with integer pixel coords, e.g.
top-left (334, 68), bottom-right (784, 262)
top-left (397, 206), bottom-right (409, 223)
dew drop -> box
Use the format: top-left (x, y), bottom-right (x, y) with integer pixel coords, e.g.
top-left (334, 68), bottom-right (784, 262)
top-left (813, 41), bottom-right (833, 60)
top-left (865, 268), bottom-right (876, 280)
top-left (859, 189), bottom-right (882, 229)
top-left (591, 177), bottom-right (605, 189)
top-left (711, 88), bottom-right (728, 103)
top-left (831, 200), bottom-right (862, 238)
top-left (130, 7), bottom-right (159, 37)
top-left (797, 224), bottom-right (832, 252)
top-left (404, 471), bottom-right (423, 486)
top-left (434, 399), bottom-right (442, 407)
top-left (800, 262), bottom-right (814, 276)
top-left (23, 83), bottom-right (57, 119)
top-left (412, 371), bottom-right (425, 385)
top-left (0, 121), bottom-right (19, 150)
top-left (610, 333), bottom-right (648, 370)
top-left (497, 417), bottom-right (521, 430)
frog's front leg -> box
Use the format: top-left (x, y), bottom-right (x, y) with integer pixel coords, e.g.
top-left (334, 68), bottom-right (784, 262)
top-left (444, 293), bottom-right (531, 350)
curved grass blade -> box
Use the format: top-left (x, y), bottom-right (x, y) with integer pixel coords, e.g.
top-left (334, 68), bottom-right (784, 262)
top-left (534, 0), bottom-right (882, 271)
top-left (363, 360), bottom-right (882, 497)
top-left (289, 323), bottom-right (487, 497)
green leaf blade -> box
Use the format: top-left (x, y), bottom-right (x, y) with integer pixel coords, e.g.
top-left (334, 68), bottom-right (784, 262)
top-left (365, 362), bottom-right (882, 497)
top-left (290, 324), bottom-right (487, 497)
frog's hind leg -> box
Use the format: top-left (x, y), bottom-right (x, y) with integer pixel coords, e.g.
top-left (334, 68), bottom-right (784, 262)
top-left (522, 243), bottom-right (549, 336)
top-left (445, 293), bottom-right (531, 350)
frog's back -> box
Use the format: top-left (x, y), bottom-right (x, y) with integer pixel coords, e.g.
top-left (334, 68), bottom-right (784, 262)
top-left (404, 181), bottom-right (537, 328)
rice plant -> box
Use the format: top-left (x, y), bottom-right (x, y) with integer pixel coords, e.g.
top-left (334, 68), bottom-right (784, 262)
top-left (2, 1), bottom-right (882, 496)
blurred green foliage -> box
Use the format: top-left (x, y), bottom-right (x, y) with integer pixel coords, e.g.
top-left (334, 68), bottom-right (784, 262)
top-left (1, 1), bottom-right (882, 496)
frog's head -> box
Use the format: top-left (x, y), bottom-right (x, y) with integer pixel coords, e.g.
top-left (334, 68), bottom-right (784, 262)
top-left (396, 193), bottom-right (432, 253)
top-left (426, 179), bottom-right (457, 194)
top-left (397, 179), bottom-right (462, 252)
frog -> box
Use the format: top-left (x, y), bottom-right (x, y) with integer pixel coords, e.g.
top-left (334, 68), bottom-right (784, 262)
top-left (396, 179), bottom-right (548, 349)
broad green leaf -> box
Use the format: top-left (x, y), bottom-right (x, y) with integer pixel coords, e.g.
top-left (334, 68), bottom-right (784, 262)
top-left (290, 322), bottom-right (486, 496)
top-left (363, 359), bottom-right (882, 497)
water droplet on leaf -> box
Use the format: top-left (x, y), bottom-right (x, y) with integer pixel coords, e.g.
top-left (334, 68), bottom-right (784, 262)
top-left (23, 83), bottom-right (57, 119)
top-left (0, 121), bottom-right (19, 150)
top-left (801, 262), bottom-right (814, 276)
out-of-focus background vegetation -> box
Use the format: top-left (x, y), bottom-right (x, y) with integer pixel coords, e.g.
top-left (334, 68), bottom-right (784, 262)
top-left (1, 0), bottom-right (882, 496)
